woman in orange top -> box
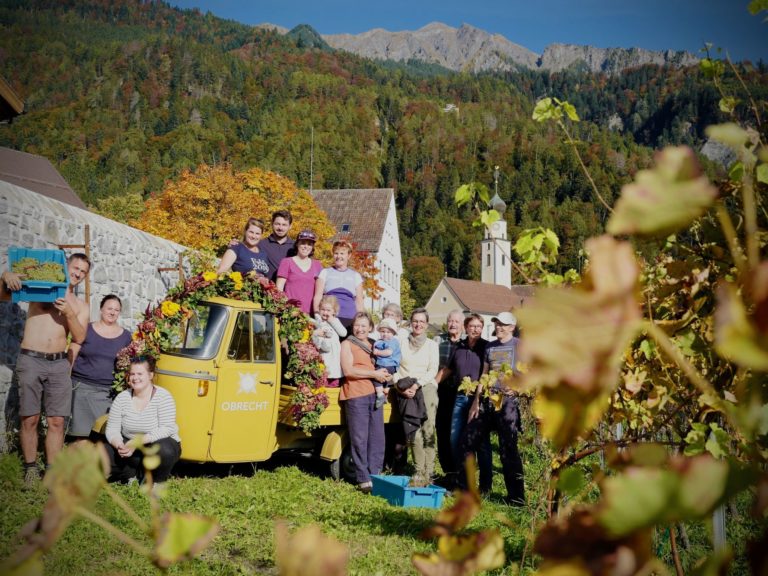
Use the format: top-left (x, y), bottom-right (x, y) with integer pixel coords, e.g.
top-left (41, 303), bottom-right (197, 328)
top-left (340, 311), bottom-right (391, 492)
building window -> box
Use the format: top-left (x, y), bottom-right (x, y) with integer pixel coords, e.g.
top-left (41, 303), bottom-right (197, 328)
top-left (441, 297), bottom-right (447, 303)
top-left (487, 254), bottom-right (491, 266)
top-left (502, 254), bottom-right (506, 265)
top-left (341, 223), bottom-right (350, 233)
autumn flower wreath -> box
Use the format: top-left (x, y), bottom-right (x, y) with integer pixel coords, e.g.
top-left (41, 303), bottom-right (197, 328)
top-left (115, 270), bottom-right (330, 433)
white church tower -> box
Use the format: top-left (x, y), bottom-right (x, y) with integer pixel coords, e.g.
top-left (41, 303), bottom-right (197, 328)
top-left (481, 168), bottom-right (511, 289)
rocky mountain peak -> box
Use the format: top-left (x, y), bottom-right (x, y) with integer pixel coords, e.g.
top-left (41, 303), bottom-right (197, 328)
top-left (318, 22), bottom-right (698, 75)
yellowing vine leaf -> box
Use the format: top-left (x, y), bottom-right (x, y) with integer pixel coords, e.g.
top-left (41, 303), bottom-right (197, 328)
top-left (275, 521), bottom-right (349, 576)
top-left (519, 236), bottom-right (641, 448)
top-left (606, 146), bottom-right (717, 237)
top-left (153, 512), bottom-right (220, 568)
top-left (412, 531), bottom-right (505, 576)
top-left (715, 280), bottom-right (768, 371)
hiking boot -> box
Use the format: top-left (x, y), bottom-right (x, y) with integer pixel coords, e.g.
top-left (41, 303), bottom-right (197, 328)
top-left (357, 481), bottom-right (372, 494)
top-left (23, 465), bottom-right (41, 488)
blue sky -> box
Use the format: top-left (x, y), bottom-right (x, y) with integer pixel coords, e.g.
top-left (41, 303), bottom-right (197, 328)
top-left (169, 0), bottom-right (767, 62)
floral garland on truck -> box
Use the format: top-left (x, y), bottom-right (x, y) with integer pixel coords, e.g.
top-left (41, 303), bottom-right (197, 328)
top-left (115, 271), bottom-right (330, 433)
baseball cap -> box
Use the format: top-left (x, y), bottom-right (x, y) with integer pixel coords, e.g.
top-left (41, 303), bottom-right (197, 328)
top-left (491, 311), bottom-right (517, 325)
top-left (296, 230), bottom-right (317, 243)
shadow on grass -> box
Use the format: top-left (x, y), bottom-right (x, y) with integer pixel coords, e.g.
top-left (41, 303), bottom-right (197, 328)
top-left (172, 450), bottom-right (339, 480)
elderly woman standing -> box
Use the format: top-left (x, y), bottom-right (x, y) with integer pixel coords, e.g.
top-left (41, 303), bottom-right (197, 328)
top-left (393, 307), bottom-right (440, 486)
top-left (313, 240), bottom-right (364, 331)
top-left (69, 295), bottom-right (132, 440)
top-left (339, 312), bottom-right (391, 492)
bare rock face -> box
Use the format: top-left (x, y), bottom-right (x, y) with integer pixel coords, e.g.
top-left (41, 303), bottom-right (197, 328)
top-left (539, 44), bottom-right (699, 74)
top-left (317, 22), bottom-right (698, 74)
top-left (323, 22), bottom-right (539, 72)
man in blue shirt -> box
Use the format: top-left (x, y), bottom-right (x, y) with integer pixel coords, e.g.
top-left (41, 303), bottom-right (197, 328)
top-left (258, 210), bottom-right (296, 281)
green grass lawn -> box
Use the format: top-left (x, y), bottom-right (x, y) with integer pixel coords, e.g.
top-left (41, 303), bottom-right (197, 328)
top-left (0, 442), bottom-right (551, 576)
top-left (1, 436), bottom-right (759, 575)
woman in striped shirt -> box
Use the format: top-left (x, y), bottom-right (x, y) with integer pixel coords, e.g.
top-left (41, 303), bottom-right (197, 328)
top-left (104, 356), bottom-right (181, 484)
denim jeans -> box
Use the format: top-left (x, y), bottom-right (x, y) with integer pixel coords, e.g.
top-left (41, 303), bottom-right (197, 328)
top-left (451, 394), bottom-right (493, 491)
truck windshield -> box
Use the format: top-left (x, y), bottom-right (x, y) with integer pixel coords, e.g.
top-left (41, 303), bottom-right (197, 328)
top-left (165, 302), bottom-right (228, 359)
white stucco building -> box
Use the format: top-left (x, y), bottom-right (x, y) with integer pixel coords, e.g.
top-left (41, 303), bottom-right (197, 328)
top-left (310, 188), bottom-right (402, 314)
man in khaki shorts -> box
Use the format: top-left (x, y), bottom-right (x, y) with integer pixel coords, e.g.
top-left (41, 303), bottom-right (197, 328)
top-left (1, 253), bottom-right (90, 484)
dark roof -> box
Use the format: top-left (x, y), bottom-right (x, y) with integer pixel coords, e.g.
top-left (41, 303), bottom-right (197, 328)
top-left (310, 188), bottom-right (393, 253)
top-left (0, 76), bottom-right (23, 123)
top-left (442, 277), bottom-right (534, 314)
top-left (0, 147), bottom-right (86, 209)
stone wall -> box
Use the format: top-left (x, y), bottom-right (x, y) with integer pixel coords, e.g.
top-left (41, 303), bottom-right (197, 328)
top-left (0, 181), bottom-right (189, 451)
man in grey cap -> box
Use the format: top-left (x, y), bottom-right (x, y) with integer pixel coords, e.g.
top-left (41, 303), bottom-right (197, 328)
top-left (458, 310), bottom-right (525, 506)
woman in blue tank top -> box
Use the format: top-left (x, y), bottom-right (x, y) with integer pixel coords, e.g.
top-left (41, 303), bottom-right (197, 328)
top-left (217, 217), bottom-right (270, 277)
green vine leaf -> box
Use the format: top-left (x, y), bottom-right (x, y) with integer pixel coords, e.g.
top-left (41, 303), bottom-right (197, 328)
top-left (718, 96), bottom-right (738, 114)
top-left (705, 423), bottom-right (730, 459)
top-left (598, 456), bottom-right (730, 537)
top-left (728, 161), bottom-right (744, 182)
top-left (478, 209), bottom-right (500, 229)
top-left (562, 101), bottom-right (580, 122)
top-left (700, 58), bottom-right (725, 79)
top-left (748, 0), bottom-right (768, 15)
top-left (454, 184), bottom-right (474, 208)
top-left (756, 163), bottom-right (768, 185)
top-left (607, 146), bottom-right (718, 237)
top-left (532, 97), bottom-right (557, 122)
top-left (684, 423), bottom-right (708, 456)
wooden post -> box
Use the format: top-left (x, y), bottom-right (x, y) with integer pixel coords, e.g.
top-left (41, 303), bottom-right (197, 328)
top-left (58, 223), bottom-right (91, 304)
top-left (157, 252), bottom-right (185, 284)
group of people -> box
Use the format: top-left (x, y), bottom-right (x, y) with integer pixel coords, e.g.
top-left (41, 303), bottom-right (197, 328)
top-left (338, 306), bottom-right (525, 507)
top-left (216, 210), bottom-right (365, 329)
top-left (1, 254), bottom-right (181, 486)
top-left (1, 209), bottom-right (525, 507)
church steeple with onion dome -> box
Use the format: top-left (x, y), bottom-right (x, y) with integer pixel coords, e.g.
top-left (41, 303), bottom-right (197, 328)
top-left (481, 166), bottom-right (511, 289)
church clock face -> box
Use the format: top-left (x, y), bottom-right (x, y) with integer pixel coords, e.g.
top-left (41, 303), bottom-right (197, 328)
top-left (491, 222), bottom-right (502, 234)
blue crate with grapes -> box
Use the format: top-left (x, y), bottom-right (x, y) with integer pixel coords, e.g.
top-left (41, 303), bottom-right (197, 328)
top-left (7, 247), bottom-right (68, 303)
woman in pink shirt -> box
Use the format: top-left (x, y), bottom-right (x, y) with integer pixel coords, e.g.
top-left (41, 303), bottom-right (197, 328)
top-left (276, 230), bottom-right (323, 314)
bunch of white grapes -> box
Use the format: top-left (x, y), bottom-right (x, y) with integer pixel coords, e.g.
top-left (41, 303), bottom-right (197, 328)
top-left (11, 257), bottom-right (66, 282)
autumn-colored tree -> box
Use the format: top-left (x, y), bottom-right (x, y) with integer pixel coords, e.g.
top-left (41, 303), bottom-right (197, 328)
top-left (406, 256), bottom-right (445, 306)
top-left (133, 164), bottom-right (336, 261)
top-left (348, 244), bottom-right (382, 300)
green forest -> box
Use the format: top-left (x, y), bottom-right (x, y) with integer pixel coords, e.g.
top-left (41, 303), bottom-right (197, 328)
top-left (1, 0), bottom-right (765, 295)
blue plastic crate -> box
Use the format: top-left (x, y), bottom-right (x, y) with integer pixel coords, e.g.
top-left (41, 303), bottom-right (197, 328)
top-left (7, 247), bottom-right (68, 303)
top-left (371, 475), bottom-right (447, 509)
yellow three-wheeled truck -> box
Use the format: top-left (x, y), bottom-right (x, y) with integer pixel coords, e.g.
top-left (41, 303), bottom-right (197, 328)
top-left (152, 296), bottom-right (394, 480)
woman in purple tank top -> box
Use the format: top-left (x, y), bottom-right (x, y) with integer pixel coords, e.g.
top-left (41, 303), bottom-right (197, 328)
top-left (69, 295), bottom-right (132, 439)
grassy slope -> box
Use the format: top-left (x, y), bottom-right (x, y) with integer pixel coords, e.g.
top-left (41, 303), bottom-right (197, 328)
top-left (0, 442), bottom-right (551, 576)
top-left (0, 436), bottom-right (759, 575)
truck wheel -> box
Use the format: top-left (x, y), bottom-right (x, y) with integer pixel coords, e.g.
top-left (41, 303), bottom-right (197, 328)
top-left (329, 445), bottom-right (356, 483)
